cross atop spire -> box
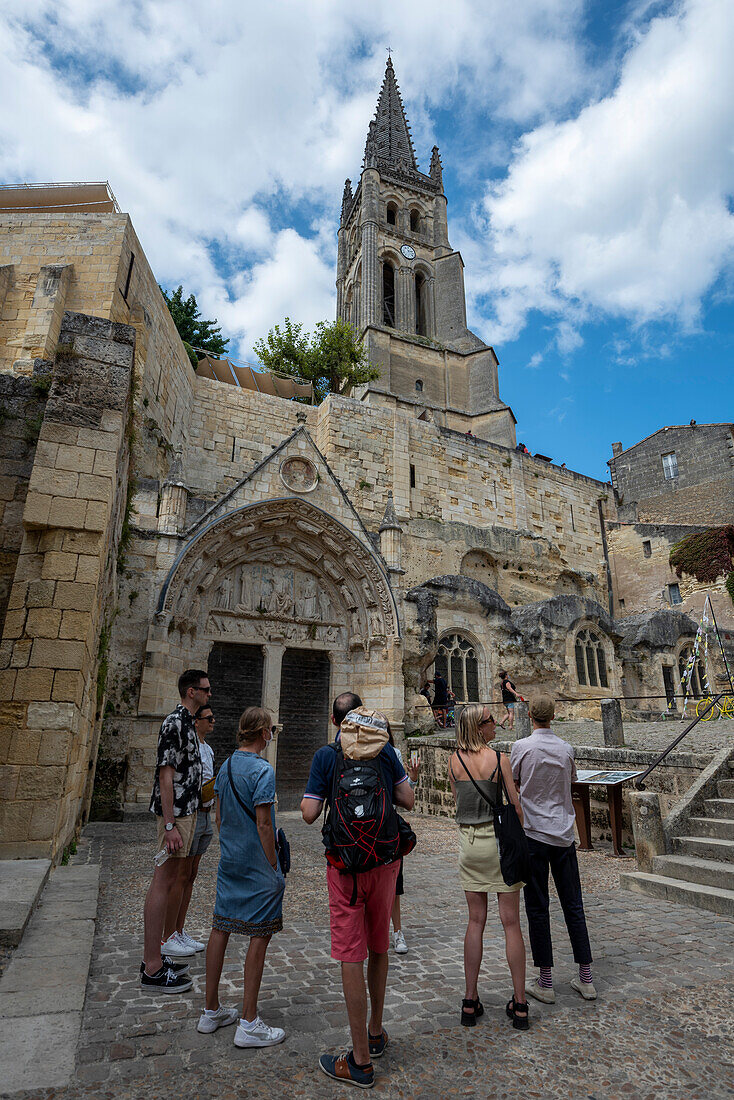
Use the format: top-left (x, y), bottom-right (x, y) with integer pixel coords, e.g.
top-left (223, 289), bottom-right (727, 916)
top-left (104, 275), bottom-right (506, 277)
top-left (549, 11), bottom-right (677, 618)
top-left (363, 57), bottom-right (418, 172)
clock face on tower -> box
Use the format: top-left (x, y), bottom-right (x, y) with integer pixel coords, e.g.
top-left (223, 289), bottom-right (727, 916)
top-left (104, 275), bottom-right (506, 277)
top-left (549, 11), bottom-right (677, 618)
top-left (400, 244), bottom-right (416, 260)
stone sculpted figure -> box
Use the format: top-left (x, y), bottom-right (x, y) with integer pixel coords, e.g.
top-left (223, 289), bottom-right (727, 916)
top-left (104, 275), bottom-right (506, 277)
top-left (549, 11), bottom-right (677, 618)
top-left (217, 574), bottom-right (234, 610)
top-left (261, 572), bottom-right (276, 613)
top-left (302, 575), bottom-right (318, 619)
top-left (318, 588), bottom-right (331, 621)
top-left (369, 608), bottom-right (382, 635)
top-left (275, 573), bottom-right (293, 616)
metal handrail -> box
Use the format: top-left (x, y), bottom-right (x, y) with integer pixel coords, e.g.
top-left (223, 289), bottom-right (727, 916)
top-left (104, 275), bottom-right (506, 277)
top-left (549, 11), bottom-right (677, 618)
top-left (634, 691), bottom-right (726, 790)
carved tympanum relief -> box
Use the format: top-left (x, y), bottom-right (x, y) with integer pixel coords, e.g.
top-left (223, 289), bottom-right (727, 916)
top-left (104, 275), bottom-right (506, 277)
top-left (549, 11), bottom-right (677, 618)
top-left (161, 498), bottom-right (397, 653)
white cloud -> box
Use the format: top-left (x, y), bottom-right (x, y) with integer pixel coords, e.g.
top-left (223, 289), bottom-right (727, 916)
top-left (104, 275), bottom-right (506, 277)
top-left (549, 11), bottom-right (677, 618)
top-left (473, 0), bottom-right (734, 342)
top-left (0, 0), bottom-right (590, 356)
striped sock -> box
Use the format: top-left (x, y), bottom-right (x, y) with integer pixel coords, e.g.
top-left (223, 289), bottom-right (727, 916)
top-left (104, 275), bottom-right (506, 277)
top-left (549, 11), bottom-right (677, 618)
top-left (579, 964), bottom-right (593, 984)
top-left (538, 967), bottom-right (553, 989)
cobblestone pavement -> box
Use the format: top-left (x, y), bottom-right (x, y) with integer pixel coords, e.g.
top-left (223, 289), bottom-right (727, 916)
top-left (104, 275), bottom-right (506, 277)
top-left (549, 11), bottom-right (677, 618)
top-left (6, 812), bottom-right (734, 1100)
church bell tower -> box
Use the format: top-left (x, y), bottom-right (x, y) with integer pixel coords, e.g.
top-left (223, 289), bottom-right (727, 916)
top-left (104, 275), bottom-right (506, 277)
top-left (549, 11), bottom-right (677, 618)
top-left (336, 58), bottom-right (515, 446)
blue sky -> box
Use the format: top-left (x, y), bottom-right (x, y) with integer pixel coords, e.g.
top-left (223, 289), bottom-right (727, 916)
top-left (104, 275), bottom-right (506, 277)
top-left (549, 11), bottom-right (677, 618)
top-left (1, 0), bottom-right (733, 481)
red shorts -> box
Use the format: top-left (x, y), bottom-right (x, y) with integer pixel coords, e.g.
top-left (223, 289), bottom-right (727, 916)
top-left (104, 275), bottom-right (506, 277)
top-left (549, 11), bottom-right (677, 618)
top-left (327, 862), bottom-right (400, 963)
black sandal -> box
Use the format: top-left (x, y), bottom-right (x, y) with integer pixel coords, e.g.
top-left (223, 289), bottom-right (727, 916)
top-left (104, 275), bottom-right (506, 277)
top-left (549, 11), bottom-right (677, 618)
top-left (461, 997), bottom-right (484, 1027)
top-left (506, 995), bottom-right (529, 1031)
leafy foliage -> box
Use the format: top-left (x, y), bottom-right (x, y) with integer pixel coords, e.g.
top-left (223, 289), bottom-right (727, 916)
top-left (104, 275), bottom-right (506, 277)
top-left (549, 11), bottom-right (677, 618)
top-left (669, 526), bottom-right (734, 584)
top-left (161, 285), bottom-right (229, 368)
top-left (253, 317), bottom-right (379, 403)
top-left (726, 571), bottom-right (734, 607)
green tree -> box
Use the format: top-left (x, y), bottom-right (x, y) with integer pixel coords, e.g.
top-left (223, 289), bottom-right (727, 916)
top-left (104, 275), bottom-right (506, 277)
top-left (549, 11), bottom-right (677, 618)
top-left (160, 285), bottom-right (229, 369)
top-left (253, 317), bottom-right (379, 403)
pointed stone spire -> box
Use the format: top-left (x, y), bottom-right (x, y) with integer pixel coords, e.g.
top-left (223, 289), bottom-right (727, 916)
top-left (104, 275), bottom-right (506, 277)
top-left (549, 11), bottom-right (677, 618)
top-left (429, 145), bottom-right (443, 187)
top-left (363, 118), bottom-right (378, 169)
top-left (379, 491), bottom-right (402, 532)
top-left (363, 57), bottom-right (418, 172)
top-left (341, 178), bottom-right (353, 222)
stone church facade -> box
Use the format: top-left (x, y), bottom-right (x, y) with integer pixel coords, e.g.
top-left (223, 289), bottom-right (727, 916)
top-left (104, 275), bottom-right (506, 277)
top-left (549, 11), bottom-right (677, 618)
top-left (0, 64), bottom-right (718, 857)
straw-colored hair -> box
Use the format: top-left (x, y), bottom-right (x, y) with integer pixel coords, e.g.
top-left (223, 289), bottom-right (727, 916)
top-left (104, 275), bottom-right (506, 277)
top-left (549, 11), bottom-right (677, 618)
top-left (237, 706), bottom-right (272, 745)
top-left (529, 693), bottom-right (555, 726)
top-left (456, 703), bottom-right (492, 753)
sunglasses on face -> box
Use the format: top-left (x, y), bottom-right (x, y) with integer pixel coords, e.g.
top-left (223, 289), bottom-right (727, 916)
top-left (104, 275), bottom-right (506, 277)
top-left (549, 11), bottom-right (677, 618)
top-left (479, 716), bottom-right (495, 726)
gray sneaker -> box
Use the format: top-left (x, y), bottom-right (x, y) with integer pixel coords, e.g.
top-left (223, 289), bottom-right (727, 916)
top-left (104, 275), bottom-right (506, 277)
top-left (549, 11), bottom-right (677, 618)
top-left (571, 977), bottom-right (597, 1000)
top-left (234, 1017), bottom-right (286, 1048)
top-left (526, 979), bottom-right (555, 1004)
top-left (197, 1005), bottom-right (239, 1033)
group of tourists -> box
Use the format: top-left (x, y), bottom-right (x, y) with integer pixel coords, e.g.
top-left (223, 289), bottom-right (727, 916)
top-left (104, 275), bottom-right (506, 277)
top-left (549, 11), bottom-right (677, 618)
top-left (141, 668), bottom-right (595, 1090)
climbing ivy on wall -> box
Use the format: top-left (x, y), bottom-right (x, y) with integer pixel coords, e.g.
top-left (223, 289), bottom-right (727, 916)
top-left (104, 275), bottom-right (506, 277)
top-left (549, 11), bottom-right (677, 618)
top-left (669, 526), bottom-right (734, 586)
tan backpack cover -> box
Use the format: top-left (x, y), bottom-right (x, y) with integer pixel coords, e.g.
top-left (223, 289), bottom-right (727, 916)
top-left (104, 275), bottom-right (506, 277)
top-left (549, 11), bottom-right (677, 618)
top-left (339, 707), bottom-right (389, 760)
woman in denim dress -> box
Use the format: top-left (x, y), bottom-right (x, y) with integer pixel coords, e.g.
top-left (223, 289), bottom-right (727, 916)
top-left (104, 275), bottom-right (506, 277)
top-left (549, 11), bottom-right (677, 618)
top-left (198, 707), bottom-right (286, 1048)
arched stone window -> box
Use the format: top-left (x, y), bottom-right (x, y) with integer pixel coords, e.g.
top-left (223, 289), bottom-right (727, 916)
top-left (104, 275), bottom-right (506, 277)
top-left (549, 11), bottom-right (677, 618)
top-left (434, 633), bottom-right (479, 702)
top-left (410, 208), bottom-right (421, 233)
top-left (415, 272), bottom-right (427, 336)
top-left (574, 628), bottom-right (609, 688)
top-left (415, 379), bottom-right (423, 393)
top-left (382, 261), bottom-right (396, 327)
top-left (386, 202), bottom-right (398, 226)
top-left (678, 645), bottom-right (705, 697)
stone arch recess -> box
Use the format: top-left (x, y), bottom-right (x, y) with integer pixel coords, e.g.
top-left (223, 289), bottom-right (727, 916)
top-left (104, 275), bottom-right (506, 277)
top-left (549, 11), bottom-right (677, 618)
top-left (156, 497), bottom-right (399, 645)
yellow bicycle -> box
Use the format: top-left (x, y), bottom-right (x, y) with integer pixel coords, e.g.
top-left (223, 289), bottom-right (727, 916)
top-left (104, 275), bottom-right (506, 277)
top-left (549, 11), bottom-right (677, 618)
top-left (695, 694), bottom-right (734, 720)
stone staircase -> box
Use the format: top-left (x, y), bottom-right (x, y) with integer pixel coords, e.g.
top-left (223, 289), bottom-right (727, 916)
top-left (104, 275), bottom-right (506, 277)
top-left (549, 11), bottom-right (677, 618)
top-left (621, 764), bottom-right (734, 917)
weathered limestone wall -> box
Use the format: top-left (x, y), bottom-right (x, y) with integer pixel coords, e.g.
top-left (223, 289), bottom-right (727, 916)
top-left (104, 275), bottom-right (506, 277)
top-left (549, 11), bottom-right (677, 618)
top-left (0, 214), bottom-right (195, 486)
top-left (609, 423), bottom-right (734, 525)
top-left (0, 312), bottom-right (133, 859)
top-left (607, 521), bottom-right (734, 631)
top-left (0, 372), bottom-right (51, 635)
top-left (411, 734), bottom-right (711, 846)
top-left (0, 215), bottom-right (127, 373)
top-left (135, 384), bottom-right (612, 609)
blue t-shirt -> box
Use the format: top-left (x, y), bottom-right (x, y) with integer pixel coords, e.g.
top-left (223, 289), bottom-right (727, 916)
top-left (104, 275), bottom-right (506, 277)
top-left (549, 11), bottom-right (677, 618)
top-left (304, 736), bottom-right (407, 803)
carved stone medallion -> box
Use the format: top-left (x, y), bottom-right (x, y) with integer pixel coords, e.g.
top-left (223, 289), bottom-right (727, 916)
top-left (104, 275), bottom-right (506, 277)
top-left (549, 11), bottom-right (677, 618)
top-left (280, 457), bottom-right (319, 493)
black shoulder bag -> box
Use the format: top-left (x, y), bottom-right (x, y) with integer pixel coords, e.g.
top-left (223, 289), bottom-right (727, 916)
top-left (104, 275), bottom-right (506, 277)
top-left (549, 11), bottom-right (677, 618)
top-left (226, 756), bottom-right (290, 875)
top-left (456, 749), bottom-right (530, 887)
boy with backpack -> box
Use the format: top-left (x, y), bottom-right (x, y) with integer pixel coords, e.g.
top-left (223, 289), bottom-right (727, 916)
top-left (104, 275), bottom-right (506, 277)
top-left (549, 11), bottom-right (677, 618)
top-left (301, 692), bottom-right (414, 1090)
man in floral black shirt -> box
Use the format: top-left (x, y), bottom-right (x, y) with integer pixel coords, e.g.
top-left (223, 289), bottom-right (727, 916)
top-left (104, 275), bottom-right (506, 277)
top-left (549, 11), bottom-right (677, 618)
top-left (141, 669), bottom-right (210, 993)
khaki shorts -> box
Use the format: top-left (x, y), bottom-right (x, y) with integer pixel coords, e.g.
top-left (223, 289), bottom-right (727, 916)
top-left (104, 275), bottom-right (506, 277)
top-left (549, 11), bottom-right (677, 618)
top-left (155, 813), bottom-right (197, 858)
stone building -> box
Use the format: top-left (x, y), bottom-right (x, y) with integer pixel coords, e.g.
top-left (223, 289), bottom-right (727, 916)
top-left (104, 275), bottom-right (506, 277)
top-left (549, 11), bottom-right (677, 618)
top-left (0, 66), bottom-right (714, 858)
top-left (605, 424), bottom-right (734, 686)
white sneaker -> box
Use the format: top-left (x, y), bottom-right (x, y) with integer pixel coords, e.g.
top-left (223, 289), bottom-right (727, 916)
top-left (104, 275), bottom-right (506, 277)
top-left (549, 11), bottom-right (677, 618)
top-left (571, 976), bottom-right (597, 1000)
top-left (526, 979), bottom-right (555, 1004)
top-left (234, 1017), bottom-right (286, 1048)
top-left (197, 1005), bottom-right (239, 1033)
top-left (178, 930), bottom-right (206, 952)
top-left (160, 933), bottom-right (195, 958)
top-left (393, 930), bottom-right (408, 954)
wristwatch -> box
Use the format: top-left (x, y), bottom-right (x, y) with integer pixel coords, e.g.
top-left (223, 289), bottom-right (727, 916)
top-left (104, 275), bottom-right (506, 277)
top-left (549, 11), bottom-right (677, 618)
top-left (164, 822), bottom-right (175, 832)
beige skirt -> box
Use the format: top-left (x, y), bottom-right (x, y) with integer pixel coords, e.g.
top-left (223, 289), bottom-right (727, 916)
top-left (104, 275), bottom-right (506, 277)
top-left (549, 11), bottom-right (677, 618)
top-left (458, 822), bottom-right (524, 894)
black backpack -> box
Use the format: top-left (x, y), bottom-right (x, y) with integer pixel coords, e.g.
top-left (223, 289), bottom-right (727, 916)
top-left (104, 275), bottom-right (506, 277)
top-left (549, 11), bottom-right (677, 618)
top-left (322, 744), bottom-right (401, 898)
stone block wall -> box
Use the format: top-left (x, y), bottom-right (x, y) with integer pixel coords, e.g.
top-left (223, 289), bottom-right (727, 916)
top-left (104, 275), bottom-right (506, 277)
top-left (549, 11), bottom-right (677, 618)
top-left (607, 521), bottom-right (734, 631)
top-left (0, 311), bottom-right (133, 859)
top-left (609, 424), bottom-right (734, 525)
top-left (0, 370), bottom-right (51, 635)
top-left (0, 215), bottom-right (127, 373)
top-left (0, 214), bottom-right (195, 486)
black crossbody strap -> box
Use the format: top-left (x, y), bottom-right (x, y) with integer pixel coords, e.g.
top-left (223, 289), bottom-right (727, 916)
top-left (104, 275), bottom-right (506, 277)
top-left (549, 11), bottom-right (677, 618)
top-left (456, 750), bottom-right (499, 810)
